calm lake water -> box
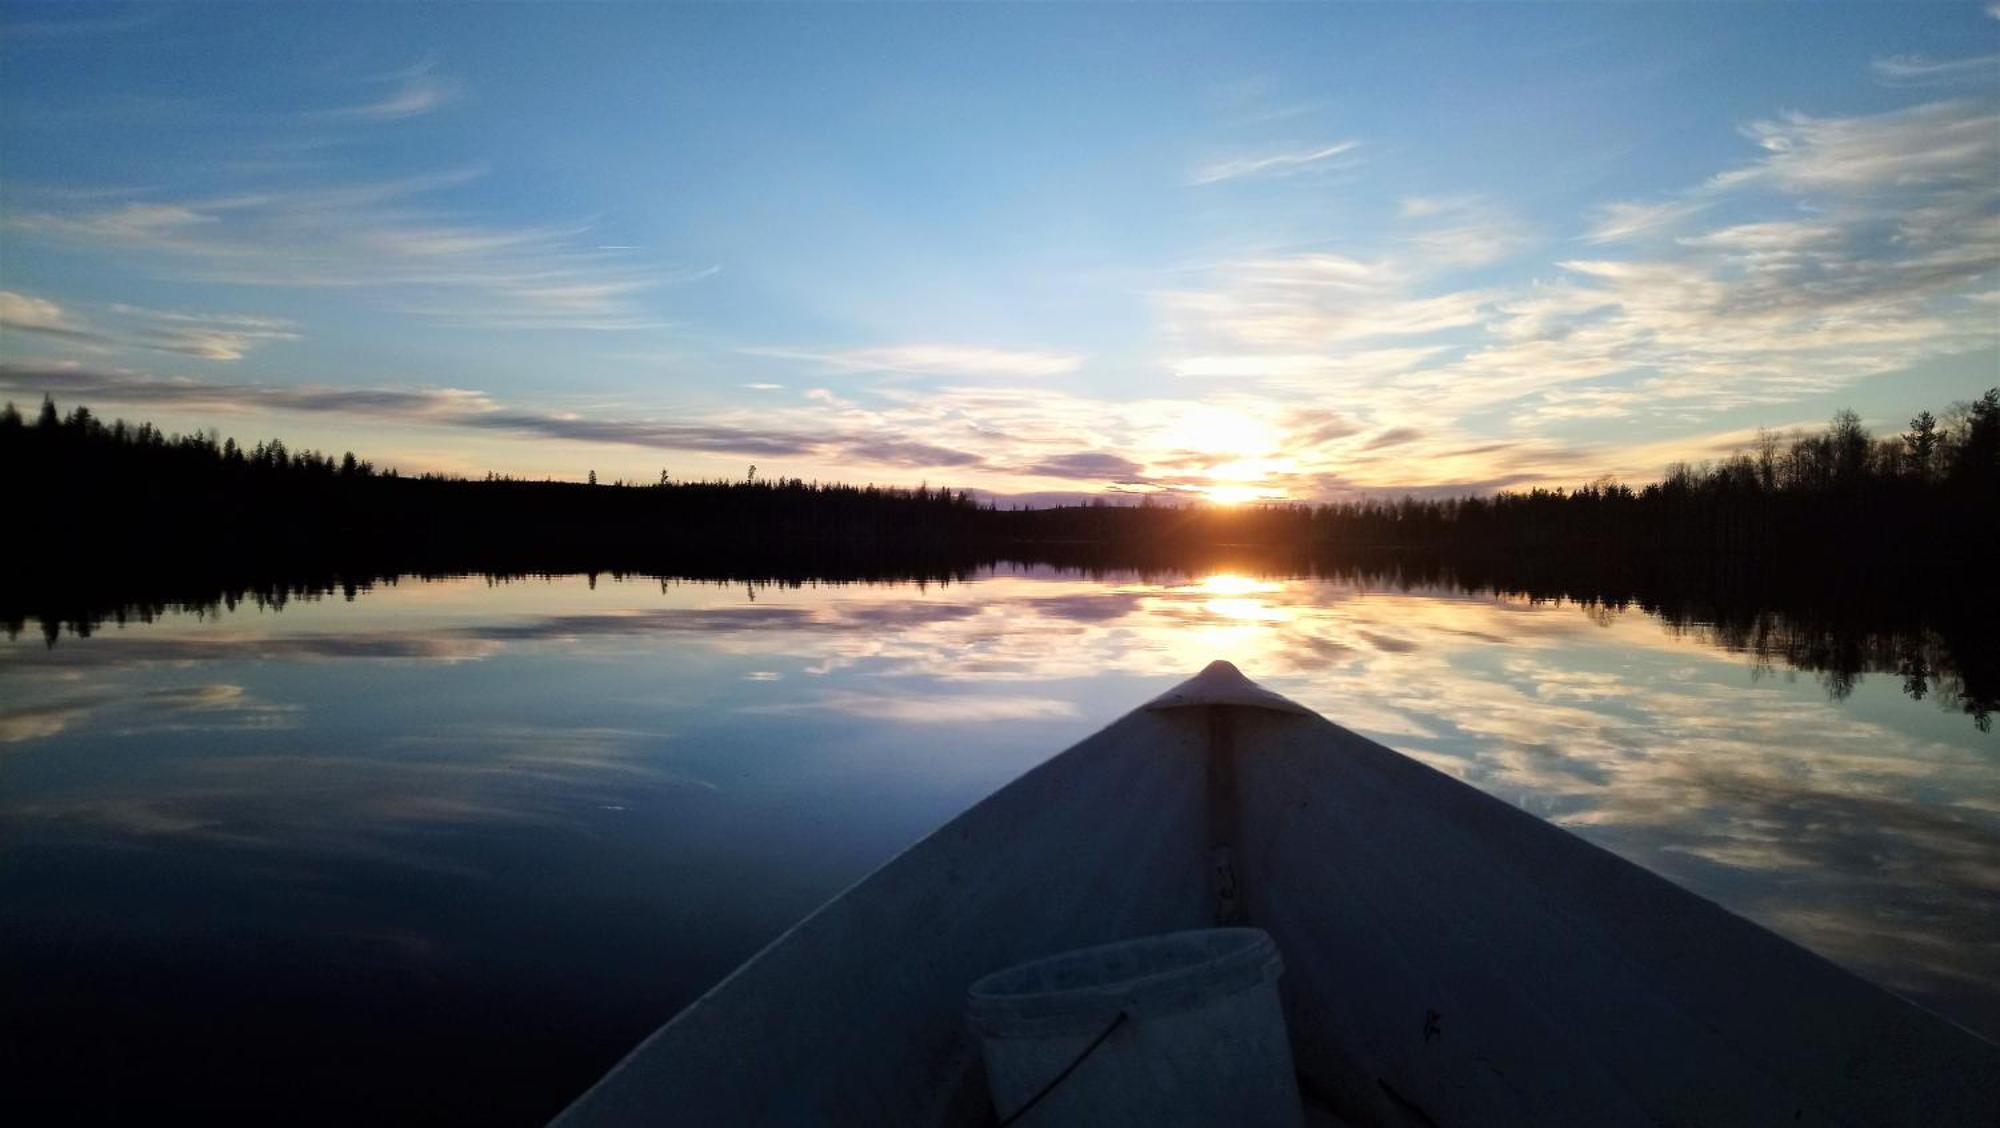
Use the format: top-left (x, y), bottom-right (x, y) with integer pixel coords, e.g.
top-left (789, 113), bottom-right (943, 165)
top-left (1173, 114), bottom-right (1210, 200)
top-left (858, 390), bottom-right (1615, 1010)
top-left (4, 567), bottom-right (1996, 1123)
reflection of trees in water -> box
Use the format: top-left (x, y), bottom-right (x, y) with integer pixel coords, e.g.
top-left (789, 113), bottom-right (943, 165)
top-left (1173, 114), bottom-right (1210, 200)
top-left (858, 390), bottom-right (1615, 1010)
top-left (7, 393), bottom-right (1993, 725)
top-left (5, 545), bottom-right (1992, 731)
top-left (1452, 570), bottom-right (1994, 733)
top-left (1674, 615), bottom-right (1987, 731)
top-left (1, 559), bottom-right (988, 646)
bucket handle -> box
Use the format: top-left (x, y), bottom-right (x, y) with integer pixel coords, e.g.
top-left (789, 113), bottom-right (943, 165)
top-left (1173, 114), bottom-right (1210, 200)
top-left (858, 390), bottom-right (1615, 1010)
top-left (996, 1010), bottom-right (1129, 1127)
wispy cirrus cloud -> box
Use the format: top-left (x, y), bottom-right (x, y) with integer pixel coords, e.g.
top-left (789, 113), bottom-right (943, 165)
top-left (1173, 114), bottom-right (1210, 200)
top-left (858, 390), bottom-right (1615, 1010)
top-left (0, 347), bottom-right (1853, 503)
top-left (1870, 52), bottom-right (2000, 87)
top-left (1710, 99), bottom-right (2000, 193)
top-left (0, 291), bottom-right (89, 338)
top-left (1392, 194), bottom-right (1533, 270)
top-left (1161, 96), bottom-right (2000, 452)
top-left (0, 291), bottom-right (300, 361)
top-left (744, 344), bottom-right (1083, 380)
top-left (1157, 194), bottom-right (1529, 362)
top-left (1169, 346), bottom-right (1445, 387)
top-left (8, 91), bottom-right (1995, 500)
top-left (1189, 141), bottom-right (1360, 185)
top-left (0, 361), bottom-right (494, 420)
top-left (318, 60), bottom-right (461, 123)
top-left (0, 361), bottom-right (988, 470)
top-left (109, 304), bottom-right (302, 360)
top-left (1466, 100), bottom-right (2000, 419)
top-left (0, 358), bottom-right (1567, 494)
top-left (1157, 252), bottom-right (1493, 351)
top-left (4, 56), bottom-right (674, 337)
top-left (1583, 199), bottom-right (1710, 244)
top-left (6, 169), bottom-right (698, 332)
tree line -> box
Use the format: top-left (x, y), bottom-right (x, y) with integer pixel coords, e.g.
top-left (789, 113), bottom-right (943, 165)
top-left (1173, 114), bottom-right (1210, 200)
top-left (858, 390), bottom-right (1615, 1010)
top-left (0, 396), bottom-right (986, 565)
top-left (4, 386), bottom-right (1993, 730)
top-left (3, 389), bottom-right (1994, 571)
top-left (996, 390), bottom-right (1999, 562)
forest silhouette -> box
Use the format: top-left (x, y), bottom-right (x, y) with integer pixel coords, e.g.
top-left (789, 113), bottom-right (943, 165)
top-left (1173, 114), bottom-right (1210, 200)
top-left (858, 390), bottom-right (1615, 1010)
top-left (4, 389), bottom-right (1995, 565)
top-left (4, 391), bottom-right (1996, 727)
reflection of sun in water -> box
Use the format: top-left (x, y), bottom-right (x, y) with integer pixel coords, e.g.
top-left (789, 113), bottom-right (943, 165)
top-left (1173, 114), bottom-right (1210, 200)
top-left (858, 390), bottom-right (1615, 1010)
top-left (1196, 574), bottom-right (1280, 597)
top-left (1185, 574), bottom-right (1292, 635)
top-left (1204, 598), bottom-right (1289, 623)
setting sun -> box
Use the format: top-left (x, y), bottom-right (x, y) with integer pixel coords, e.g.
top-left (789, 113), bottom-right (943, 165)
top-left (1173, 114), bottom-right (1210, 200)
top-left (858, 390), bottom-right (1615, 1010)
top-left (1202, 483), bottom-right (1270, 506)
top-left (1153, 407), bottom-right (1297, 504)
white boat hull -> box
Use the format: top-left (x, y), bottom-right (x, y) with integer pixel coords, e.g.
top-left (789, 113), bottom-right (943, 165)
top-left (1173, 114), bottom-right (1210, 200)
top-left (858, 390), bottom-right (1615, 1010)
top-left (556, 663), bottom-right (1999, 1126)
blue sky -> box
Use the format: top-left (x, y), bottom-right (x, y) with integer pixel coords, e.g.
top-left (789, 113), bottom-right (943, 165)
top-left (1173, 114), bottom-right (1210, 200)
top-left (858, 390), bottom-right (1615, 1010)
top-left (2, 2), bottom-right (1996, 499)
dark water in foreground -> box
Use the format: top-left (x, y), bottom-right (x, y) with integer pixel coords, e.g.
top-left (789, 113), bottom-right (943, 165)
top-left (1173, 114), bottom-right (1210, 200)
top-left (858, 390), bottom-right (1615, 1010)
top-left (3, 567), bottom-right (1995, 1123)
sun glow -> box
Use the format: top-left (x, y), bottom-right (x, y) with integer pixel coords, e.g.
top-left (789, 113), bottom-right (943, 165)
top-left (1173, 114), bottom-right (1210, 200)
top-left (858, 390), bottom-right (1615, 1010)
top-left (1155, 408), bottom-right (1295, 505)
top-left (1203, 483), bottom-right (1269, 505)
top-left (1163, 408), bottom-right (1268, 457)
top-left (1183, 574), bottom-right (1291, 625)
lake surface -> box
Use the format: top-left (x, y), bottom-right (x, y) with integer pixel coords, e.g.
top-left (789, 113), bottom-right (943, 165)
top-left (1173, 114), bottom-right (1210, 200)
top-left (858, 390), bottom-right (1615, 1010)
top-left (3, 566), bottom-right (1995, 1123)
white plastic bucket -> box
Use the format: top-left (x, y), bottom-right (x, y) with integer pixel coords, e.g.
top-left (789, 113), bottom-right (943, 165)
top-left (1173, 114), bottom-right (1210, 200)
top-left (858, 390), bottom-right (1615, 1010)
top-left (966, 927), bottom-right (1302, 1127)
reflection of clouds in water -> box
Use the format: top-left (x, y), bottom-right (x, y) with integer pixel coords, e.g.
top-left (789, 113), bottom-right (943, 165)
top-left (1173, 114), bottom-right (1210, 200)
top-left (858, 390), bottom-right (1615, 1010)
top-left (1316, 646), bottom-right (1996, 1019)
top-left (1655, 767), bottom-right (1996, 999)
top-left (3, 573), bottom-right (1994, 1029)
top-left (2, 725), bottom-right (699, 879)
top-left (1353, 629), bottom-right (1419, 654)
top-left (0, 604), bottom-right (993, 673)
top-left (1, 699), bottom-right (96, 743)
top-left (0, 632), bottom-right (505, 670)
top-left (687, 576), bottom-right (1998, 1019)
top-left (0, 683), bottom-right (298, 743)
top-left (744, 692), bottom-right (1079, 724)
top-left (721, 580), bottom-right (1599, 689)
top-left (110, 684), bottom-right (301, 735)
top-left (3, 580), bottom-right (1500, 687)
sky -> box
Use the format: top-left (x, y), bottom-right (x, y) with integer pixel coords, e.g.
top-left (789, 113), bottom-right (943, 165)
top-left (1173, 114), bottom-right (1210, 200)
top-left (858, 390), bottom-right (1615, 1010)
top-left (1, 1), bottom-right (1996, 502)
